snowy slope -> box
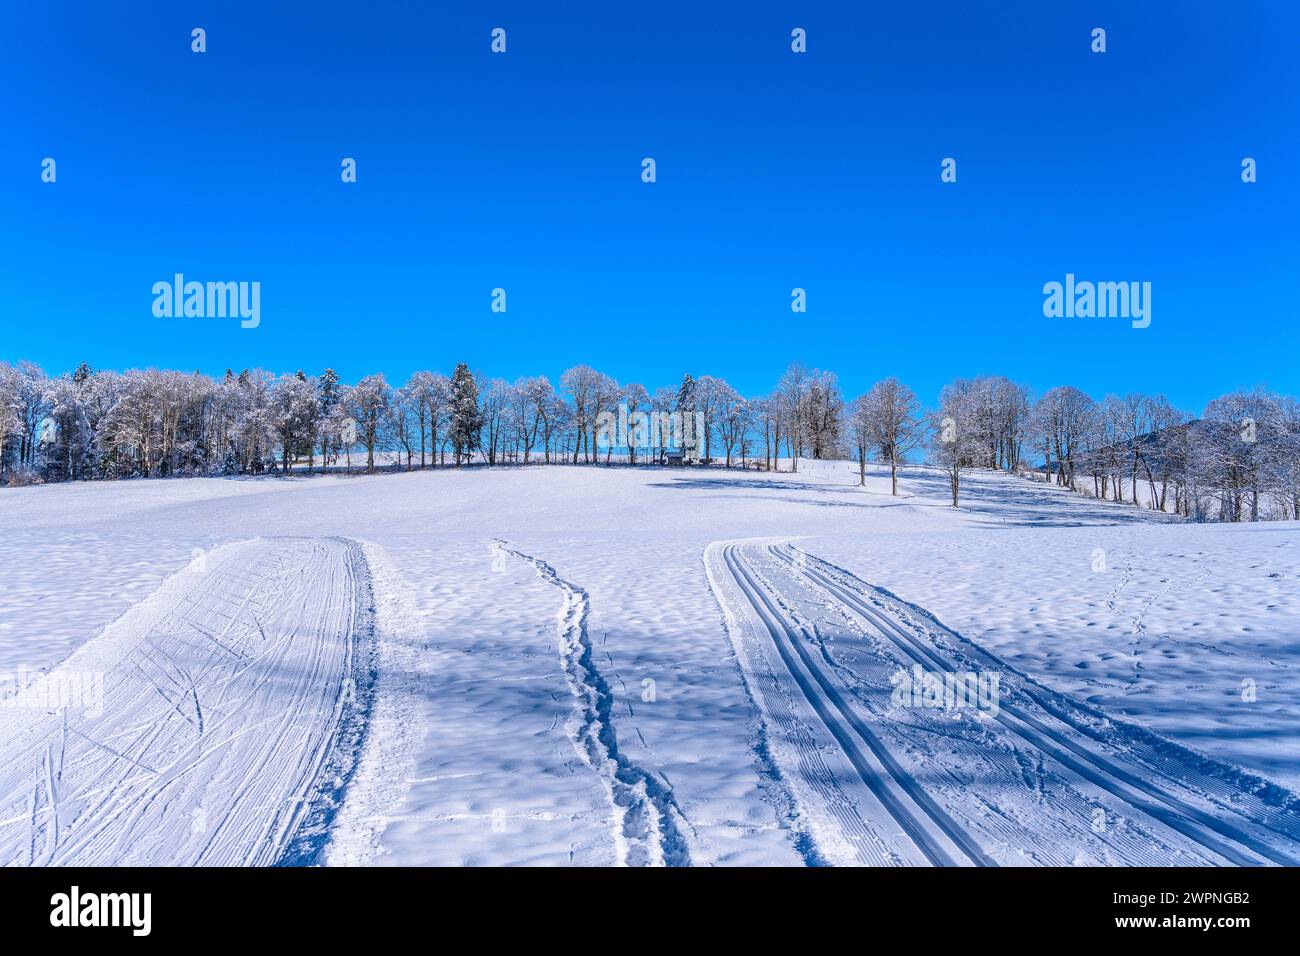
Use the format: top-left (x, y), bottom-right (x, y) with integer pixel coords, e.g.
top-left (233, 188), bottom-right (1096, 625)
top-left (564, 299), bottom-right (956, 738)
top-left (0, 537), bottom-right (369, 865)
top-left (1, 461), bottom-right (1297, 865)
top-left (708, 540), bottom-right (1300, 866)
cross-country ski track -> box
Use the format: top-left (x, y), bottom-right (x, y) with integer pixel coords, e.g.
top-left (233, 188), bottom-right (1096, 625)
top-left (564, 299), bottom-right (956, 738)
top-left (0, 536), bottom-right (374, 866)
top-left (705, 540), bottom-right (1300, 867)
top-left (5, 522), bottom-right (1298, 868)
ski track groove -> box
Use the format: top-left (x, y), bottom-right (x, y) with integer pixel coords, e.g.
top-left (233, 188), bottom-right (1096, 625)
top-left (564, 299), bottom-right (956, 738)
top-left (771, 542), bottom-right (1300, 867)
top-left (720, 544), bottom-right (991, 867)
top-left (707, 545), bottom-right (909, 865)
top-left (0, 536), bottom-right (375, 867)
top-left (497, 541), bottom-right (692, 867)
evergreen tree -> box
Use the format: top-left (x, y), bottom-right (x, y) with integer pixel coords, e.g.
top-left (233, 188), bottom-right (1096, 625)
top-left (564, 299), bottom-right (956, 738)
top-left (677, 374), bottom-right (696, 411)
top-left (450, 363), bottom-right (482, 466)
top-left (677, 374), bottom-right (697, 460)
top-left (318, 368), bottom-right (341, 467)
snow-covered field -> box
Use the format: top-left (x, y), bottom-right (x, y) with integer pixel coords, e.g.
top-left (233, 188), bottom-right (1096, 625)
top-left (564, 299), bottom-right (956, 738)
top-left (1, 461), bottom-right (1297, 866)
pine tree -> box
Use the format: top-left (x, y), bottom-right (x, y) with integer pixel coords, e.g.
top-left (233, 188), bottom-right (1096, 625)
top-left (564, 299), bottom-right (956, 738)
top-left (450, 363), bottom-right (482, 466)
top-left (677, 374), bottom-right (697, 461)
top-left (318, 368), bottom-right (340, 468)
top-left (677, 374), bottom-right (696, 410)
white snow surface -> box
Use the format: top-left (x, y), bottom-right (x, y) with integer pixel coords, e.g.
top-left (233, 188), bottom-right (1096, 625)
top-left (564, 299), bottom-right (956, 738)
top-left (0, 460), bottom-right (1297, 866)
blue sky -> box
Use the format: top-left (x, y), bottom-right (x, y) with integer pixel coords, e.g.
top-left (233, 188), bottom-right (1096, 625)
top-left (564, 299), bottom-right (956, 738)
top-left (1, 1), bottom-right (1296, 412)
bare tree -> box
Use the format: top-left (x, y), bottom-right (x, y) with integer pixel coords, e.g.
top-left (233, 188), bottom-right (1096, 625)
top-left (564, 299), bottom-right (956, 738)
top-left (479, 378), bottom-right (510, 465)
top-left (621, 382), bottom-right (649, 464)
top-left (860, 377), bottom-right (923, 495)
top-left (1032, 385), bottom-right (1096, 490)
top-left (712, 383), bottom-right (747, 467)
top-left (272, 372), bottom-right (321, 475)
top-left (561, 365), bottom-right (600, 464)
top-left (930, 381), bottom-right (979, 507)
top-left (346, 374), bottom-right (391, 473)
top-left (847, 395), bottom-right (872, 486)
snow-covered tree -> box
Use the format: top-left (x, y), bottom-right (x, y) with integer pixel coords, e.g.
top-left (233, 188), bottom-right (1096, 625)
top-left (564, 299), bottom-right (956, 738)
top-left (711, 382), bottom-right (747, 468)
top-left (0, 363), bottom-right (25, 479)
top-left (1031, 386), bottom-right (1096, 490)
top-left (479, 377), bottom-right (511, 465)
top-left (859, 377), bottom-right (923, 495)
top-left (929, 380), bottom-right (982, 507)
top-left (2, 357), bottom-right (1298, 527)
top-left (346, 374), bottom-right (391, 473)
top-left (449, 364), bottom-right (481, 466)
top-left (620, 382), bottom-right (649, 465)
top-left (271, 372), bottom-right (321, 475)
top-left (561, 365), bottom-right (602, 464)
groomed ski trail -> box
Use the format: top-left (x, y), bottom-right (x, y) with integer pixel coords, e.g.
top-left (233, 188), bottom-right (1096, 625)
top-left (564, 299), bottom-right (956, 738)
top-left (0, 537), bottom-right (374, 866)
top-left (771, 542), bottom-right (1300, 867)
top-left (709, 541), bottom-right (989, 867)
top-left (497, 542), bottom-right (691, 867)
top-left (706, 538), bottom-right (1300, 867)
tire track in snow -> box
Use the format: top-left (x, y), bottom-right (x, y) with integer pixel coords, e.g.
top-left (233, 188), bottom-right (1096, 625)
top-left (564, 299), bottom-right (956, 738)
top-left (496, 542), bottom-right (691, 867)
top-left (775, 544), bottom-right (1300, 867)
top-left (0, 537), bottom-right (374, 866)
top-left (717, 543), bottom-right (991, 867)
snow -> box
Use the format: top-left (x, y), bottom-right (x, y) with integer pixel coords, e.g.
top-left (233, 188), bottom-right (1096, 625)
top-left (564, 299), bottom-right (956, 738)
top-left (0, 538), bottom-right (367, 865)
top-left (1, 460), bottom-right (1297, 865)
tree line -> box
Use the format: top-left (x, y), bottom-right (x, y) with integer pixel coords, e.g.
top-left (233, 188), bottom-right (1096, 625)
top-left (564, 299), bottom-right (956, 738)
top-left (2, 359), bottom-right (1297, 522)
